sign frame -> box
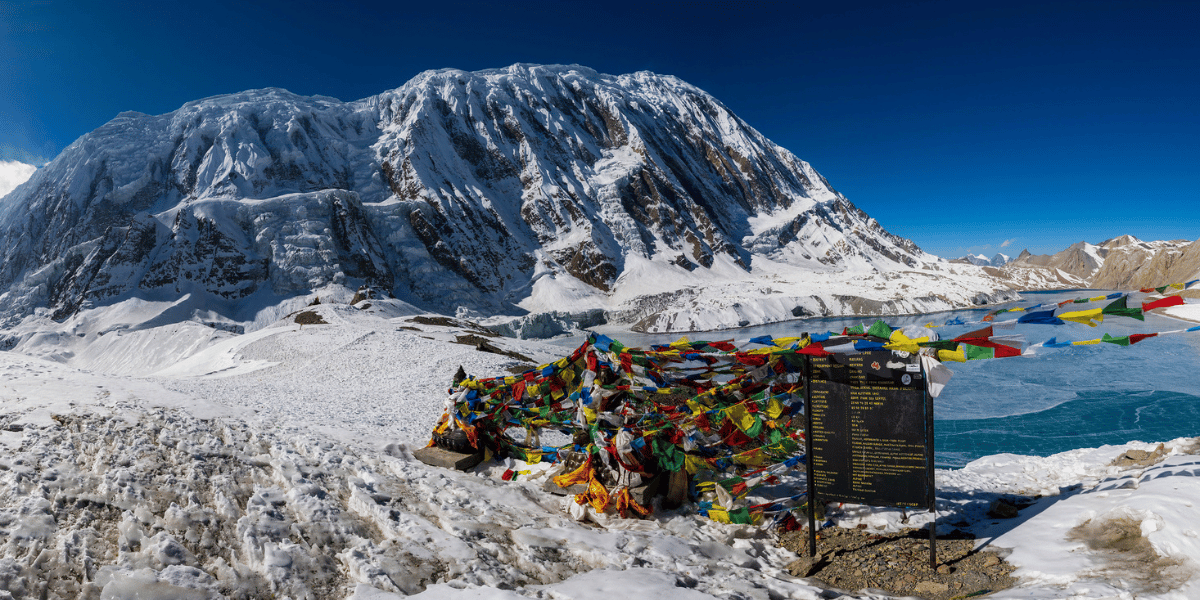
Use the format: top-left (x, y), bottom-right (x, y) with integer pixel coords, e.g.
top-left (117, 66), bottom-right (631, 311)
top-left (802, 351), bottom-right (938, 568)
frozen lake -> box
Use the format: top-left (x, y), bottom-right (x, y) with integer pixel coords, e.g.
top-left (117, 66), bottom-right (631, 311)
top-left (563, 290), bottom-right (1200, 467)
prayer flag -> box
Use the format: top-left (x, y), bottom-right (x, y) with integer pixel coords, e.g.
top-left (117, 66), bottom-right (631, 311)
top-left (1019, 310), bottom-right (1064, 325)
top-left (1143, 296), bottom-right (1185, 311)
top-left (1102, 296), bottom-right (1145, 321)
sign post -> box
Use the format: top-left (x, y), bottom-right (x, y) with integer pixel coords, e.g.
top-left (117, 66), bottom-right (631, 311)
top-left (803, 350), bottom-right (937, 566)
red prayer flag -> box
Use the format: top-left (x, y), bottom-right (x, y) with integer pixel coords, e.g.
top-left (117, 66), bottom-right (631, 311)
top-left (1130, 333), bottom-right (1159, 345)
top-left (795, 343), bottom-right (830, 356)
top-left (955, 326), bottom-right (994, 342)
top-left (1142, 296), bottom-right (1185, 311)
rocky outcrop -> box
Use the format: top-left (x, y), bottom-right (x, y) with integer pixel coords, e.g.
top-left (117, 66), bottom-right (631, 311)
top-left (1007, 241), bottom-right (1104, 282)
top-left (994, 236), bottom-right (1199, 293)
top-left (1091, 238), bottom-right (1198, 289)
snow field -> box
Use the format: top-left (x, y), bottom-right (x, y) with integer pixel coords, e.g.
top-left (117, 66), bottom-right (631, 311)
top-left (3, 301), bottom-right (1200, 598)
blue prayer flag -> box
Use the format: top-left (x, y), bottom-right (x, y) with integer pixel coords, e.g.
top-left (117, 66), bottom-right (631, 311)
top-left (1019, 310), bottom-right (1065, 325)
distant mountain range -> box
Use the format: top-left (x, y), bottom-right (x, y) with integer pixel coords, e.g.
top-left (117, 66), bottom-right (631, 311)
top-left (975, 236), bottom-right (1200, 291)
top-left (0, 64), bottom-right (1020, 336)
top-left (956, 252), bottom-right (1012, 268)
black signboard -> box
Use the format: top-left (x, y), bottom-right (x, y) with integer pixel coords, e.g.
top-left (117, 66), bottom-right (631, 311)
top-left (801, 348), bottom-right (938, 567)
top-left (805, 350), bottom-right (932, 508)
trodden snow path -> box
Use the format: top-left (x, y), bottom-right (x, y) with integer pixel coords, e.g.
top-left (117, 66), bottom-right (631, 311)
top-left (0, 404), bottom-right (826, 600)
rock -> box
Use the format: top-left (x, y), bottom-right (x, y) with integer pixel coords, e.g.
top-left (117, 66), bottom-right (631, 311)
top-left (987, 498), bottom-right (1021, 519)
top-left (543, 479), bottom-right (587, 496)
top-left (914, 581), bottom-right (948, 595)
top-left (1112, 443), bottom-right (1168, 468)
top-left (937, 564), bottom-right (953, 575)
top-left (983, 555), bottom-right (1001, 567)
top-left (785, 552), bottom-right (826, 578)
top-left (412, 446), bottom-right (484, 471)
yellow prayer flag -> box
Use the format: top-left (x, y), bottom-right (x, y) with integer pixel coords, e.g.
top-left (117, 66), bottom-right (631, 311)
top-left (938, 346), bottom-right (967, 363)
top-left (885, 329), bottom-right (928, 354)
top-left (767, 398), bottom-right (784, 420)
top-left (708, 507), bottom-right (732, 524)
top-left (1058, 308), bottom-right (1104, 327)
top-left (733, 448), bottom-right (769, 467)
top-left (725, 404), bottom-right (757, 434)
top-left (1073, 339), bottom-right (1103, 346)
top-left (685, 455), bottom-right (712, 474)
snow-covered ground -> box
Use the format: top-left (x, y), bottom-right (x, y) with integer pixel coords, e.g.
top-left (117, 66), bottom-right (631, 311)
top-left (2, 301), bottom-right (1199, 599)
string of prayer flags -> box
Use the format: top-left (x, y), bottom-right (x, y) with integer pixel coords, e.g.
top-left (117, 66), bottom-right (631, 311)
top-left (984, 280), bottom-right (1197, 323)
top-left (430, 281), bottom-right (1196, 525)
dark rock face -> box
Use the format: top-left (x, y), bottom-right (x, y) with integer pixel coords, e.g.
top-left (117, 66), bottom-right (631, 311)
top-left (0, 65), bottom-right (932, 326)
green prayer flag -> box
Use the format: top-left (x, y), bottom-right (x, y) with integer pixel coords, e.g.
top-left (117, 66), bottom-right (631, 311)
top-left (768, 428), bottom-right (783, 444)
top-left (846, 324), bottom-right (865, 335)
top-left (963, 344), bottom-right (995, 360)
top-left (918, 340), bottom-right (960, 351)
top-left (1102, 333), bottom-right (1131, 346)
top-left (866, 319), bottom-right (894, 339)
top-left (745, 415), bottom-right (764, 438)
top-left (1101, 296), bottom-right (1145, 321)
top-left (728, 507), bottom-right (754, 524)
top-left (653, 438), bottom-right (685, 472)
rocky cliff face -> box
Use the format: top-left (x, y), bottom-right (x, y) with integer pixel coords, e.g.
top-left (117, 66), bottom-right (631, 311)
top-left (1090, 237), bottom-right (1199, 289)
top-left (0, 64), bottom-right (1006, 332)
top-left (996, 236), bottom-right (1198, 292)
top-left (1006, 241), bottom-right (1105, 282)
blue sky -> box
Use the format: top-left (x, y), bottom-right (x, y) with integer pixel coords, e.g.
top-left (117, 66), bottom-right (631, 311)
top-left (2, 0), bottom-right (1196, 257)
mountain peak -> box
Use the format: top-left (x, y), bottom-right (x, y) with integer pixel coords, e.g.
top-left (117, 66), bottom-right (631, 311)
top-left (0, 64), bottom-right (1000, 332)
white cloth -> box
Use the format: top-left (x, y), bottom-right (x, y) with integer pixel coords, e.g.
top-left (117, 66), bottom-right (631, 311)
top-left (920, 354), bottom-right (953, 398)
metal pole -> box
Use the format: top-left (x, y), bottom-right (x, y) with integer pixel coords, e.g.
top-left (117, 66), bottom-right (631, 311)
top-left (804, 355), bottom-right (817, 557)
top-left (924, 364), bottom-right (937, 569)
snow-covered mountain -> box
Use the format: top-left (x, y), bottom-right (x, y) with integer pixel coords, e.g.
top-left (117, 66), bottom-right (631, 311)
top-left (960, 252), bottom-right (1011, 267)
top-left (0, 64), bottom-right (1014, 334)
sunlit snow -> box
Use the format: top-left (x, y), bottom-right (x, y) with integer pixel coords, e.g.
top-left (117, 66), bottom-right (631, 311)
top-left (3, 296), bottom-right (1200, 599)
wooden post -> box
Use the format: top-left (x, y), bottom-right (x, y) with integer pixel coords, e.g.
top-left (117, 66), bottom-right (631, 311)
top-left (663, 469), bottom-right (688, 509)
top-left (804, 355), bottom-right (818, 557)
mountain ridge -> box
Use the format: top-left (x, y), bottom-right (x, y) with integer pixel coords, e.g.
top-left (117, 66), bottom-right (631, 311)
top-left (0, 64), bottom-right (1016, 336)
top-left (992, 236), bottom-right (1200, 292)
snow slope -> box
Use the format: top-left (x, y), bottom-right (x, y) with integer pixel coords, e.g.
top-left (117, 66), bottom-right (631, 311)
top-left (3, 304), bottom-right (1200, 599)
